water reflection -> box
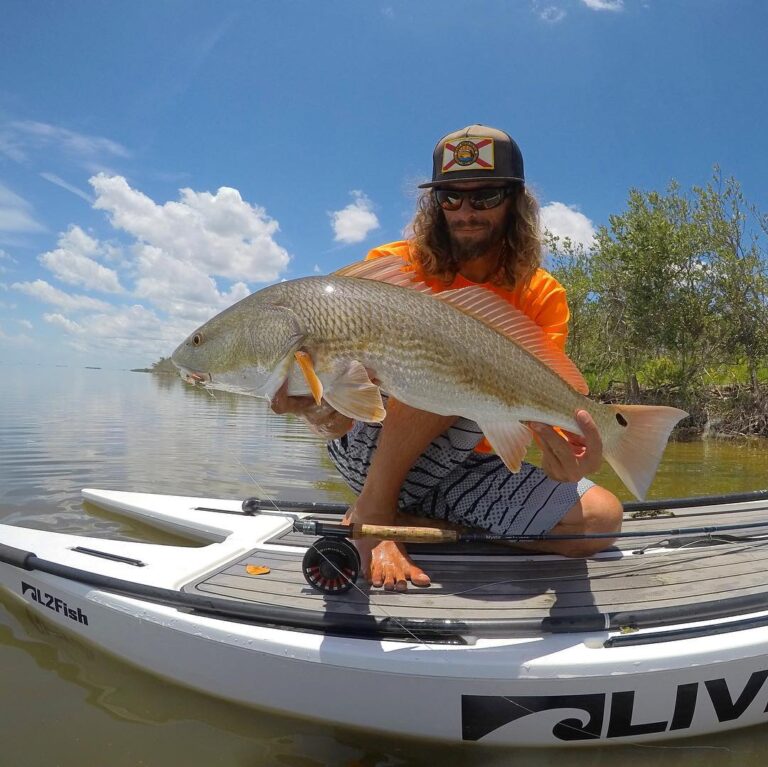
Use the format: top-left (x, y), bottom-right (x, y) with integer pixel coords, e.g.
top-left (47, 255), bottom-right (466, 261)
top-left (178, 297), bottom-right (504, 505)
top-left (1, 366), bottom-right (768, 766)
top-left (1, 367), bottom-right (353, 536)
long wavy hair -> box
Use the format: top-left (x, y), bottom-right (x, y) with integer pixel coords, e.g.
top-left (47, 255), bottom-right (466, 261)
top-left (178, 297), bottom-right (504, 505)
top-left (408, 184), bottom-right (542, 289)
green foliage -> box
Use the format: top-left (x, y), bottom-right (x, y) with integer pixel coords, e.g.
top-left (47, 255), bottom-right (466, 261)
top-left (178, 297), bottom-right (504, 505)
top-left (547, 169), bottom-right (768, 410)
top-left (150, 357), bottom-right (178, 374)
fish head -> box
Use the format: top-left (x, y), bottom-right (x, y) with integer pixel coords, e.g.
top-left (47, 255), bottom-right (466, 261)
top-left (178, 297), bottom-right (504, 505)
top-left (171, 292), bottom-right (306, 398)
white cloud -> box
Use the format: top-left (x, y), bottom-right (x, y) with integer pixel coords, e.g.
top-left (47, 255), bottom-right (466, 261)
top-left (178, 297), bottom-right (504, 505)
top-left (39, 172), bottom-right (94, 203)
top-left (12, 279), bottom-right (112, 312)
top-left (131, 243), bottom-right (251, 323)
top-left (44, 312), bottom-right (84, 334)
top-left (11, 175), bottom-right (293, 364)
top-left (0, 248), bottom-right (14, 274)
top-left (541, 202), bottom-right (597, 248)
top-left (0, 182), bottom-right (44, 234)
top-left (330, 191), bottom-right (380, 244)
top-left (0, 321), bottom-right (32, 346)
top-left (17, 319), bottom-right (33, 330)
top-left (46, 303), bottom-right (190, 360)
top-left (91, 174), bottom-right (289, 283)
top-left (38, 226), bottom-right (124, 293)
top-left (581, 0), bottom-right (623, 10)
top-left (540, 6), bottom-right (566, 22)
top-left (5, 121), bottom-right (130, 162)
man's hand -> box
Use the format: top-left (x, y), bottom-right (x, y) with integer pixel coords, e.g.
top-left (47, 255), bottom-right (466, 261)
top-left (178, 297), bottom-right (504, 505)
top-left (270, 381), bottom-right (353, 439)
top-left (528, 409), bottom-right (603, 483)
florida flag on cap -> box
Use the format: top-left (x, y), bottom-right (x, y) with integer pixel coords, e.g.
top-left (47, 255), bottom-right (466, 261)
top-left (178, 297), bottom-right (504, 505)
top-left (441, 137), bottom-right (495, 174)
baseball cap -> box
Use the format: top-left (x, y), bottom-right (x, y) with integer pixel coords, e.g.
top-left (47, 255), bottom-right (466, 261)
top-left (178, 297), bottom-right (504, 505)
top-left (418, 125), bottom-right (525, 189)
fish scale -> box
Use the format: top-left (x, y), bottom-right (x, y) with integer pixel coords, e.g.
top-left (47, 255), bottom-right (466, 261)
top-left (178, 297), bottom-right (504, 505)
top-left (172, 266), bottom-right (688, 499)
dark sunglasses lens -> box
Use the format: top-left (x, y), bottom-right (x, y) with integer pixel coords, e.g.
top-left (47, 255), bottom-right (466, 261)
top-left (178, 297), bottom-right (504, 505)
top-left (435, 188), bottom-right (507, 210)
top-left (435, 190), bottom-right (462, 210)
top-left (470, 189), bottom-right (505, 209)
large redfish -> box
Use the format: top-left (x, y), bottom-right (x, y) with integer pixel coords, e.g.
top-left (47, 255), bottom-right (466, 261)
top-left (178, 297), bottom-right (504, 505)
top-left (172, 256), bottom-right (687, 499)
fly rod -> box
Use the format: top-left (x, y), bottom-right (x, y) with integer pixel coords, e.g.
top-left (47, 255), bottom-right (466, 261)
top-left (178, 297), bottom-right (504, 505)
top-left (294, 515), bottom-right (768, 594)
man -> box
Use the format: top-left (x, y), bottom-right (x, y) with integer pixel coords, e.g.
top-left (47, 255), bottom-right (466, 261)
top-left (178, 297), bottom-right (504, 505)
top-left (273, 125), bottom-right (623, 591)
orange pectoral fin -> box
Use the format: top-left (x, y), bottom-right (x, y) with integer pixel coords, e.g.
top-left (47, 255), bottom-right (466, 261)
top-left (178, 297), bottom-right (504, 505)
top-left (294, 350), bottom-right (323, 405)
top-left (478, 420), bottom-right (533, 473)
top-left (322, 360), bottom-right (386, 423)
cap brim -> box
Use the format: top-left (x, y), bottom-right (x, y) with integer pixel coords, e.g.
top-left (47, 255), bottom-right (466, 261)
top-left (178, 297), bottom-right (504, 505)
top-left (418, 176), bottom-right (525, 189)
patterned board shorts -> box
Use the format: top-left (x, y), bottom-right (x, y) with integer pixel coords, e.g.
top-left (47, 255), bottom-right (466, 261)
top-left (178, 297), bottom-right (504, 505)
top-left (327, 417), bottom-right (595, 537)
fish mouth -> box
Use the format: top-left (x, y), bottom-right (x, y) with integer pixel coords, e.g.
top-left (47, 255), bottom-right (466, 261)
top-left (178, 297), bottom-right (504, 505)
top-left (174, 365), bottom-right (212, 386)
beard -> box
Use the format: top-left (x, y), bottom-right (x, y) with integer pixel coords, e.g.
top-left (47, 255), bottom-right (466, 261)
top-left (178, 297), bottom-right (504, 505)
top-left (446, 217), bottom-right (507, 263)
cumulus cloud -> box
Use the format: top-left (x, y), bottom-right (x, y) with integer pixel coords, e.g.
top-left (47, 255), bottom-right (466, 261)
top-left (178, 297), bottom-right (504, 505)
top-left (43, 312), bottom-right (84, 334)
top-left (12, 279), bottom-right (112, 312)
top-left (38, 226), bottom-right (124, 293)
top-left (91, 174), bottom-right (289, 283)
top-left (9, 174), bottom-right (293, 364)
top-left (581, 0), bottom-right (623, 10)
top-left (131, 243), bottom-right (251, 323)
top-left (0, 182), bottom-right (44, 234)
top-left (541, 202), bottom-right (597, 248)
top-left (329, 191), bottom-right (380, 244)
top-left (46, 304), bottom-right (188, 360)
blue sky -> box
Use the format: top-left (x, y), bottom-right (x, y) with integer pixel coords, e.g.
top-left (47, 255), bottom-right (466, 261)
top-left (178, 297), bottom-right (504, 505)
top-left (1, 0), bottom-right (766, 369)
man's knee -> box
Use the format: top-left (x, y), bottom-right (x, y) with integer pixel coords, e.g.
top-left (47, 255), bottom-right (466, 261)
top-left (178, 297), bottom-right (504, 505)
top-left (552, 486), bottom-right (623, 557)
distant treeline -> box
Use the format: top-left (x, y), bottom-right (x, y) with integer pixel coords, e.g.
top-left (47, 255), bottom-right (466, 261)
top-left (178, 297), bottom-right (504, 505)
top-left (148, 357), bottom-right (177, 375)
top-left (547, 168), bottom-right (768, 438)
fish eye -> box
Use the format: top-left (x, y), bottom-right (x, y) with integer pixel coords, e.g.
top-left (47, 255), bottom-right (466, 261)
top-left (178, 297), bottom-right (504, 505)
top-left (616, 413), bottom-right (628, 427)
top-left (192, 333), bottom-right (202, 346)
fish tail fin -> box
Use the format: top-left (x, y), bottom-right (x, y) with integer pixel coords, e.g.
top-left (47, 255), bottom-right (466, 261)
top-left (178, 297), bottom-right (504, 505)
top-left (603, 404), bottom-right (688, 500)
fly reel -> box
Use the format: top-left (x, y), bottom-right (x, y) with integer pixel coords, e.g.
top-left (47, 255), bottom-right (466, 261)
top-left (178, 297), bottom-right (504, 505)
top-left (301, 537), bottom-right (361, 594)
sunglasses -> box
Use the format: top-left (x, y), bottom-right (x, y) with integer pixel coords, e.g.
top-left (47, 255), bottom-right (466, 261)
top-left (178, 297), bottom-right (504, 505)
top-left (433, 187), bottom-right (511, 211)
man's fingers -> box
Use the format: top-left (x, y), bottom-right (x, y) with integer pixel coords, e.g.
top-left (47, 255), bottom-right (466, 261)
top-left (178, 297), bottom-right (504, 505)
top-left (574, 410), bottom-right (604, 473)
top-left (531, 423), bottom-right (571, 457)
top-left (575, 410), bottom-right (602, 448)
top-left (269, 381), bottom-right (290, 413)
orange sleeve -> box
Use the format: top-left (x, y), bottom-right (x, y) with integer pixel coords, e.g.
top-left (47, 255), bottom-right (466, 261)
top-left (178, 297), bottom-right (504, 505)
top-left (516, 270), bottom-right (570, 351)
top-left (365, 241), bottom-right (412, 262)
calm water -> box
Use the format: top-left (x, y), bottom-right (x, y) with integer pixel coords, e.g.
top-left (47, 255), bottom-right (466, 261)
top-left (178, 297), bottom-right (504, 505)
top-left (2, 366), bottom-right (768, 767)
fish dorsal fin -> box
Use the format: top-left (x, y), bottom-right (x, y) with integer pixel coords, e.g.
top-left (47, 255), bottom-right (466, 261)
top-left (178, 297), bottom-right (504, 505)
top-left (436, 286), bottom-right (589, 395)
top-left (335, 256), bottom-right (588, 395)
top-left (333, 256), bottom-right (434, 294)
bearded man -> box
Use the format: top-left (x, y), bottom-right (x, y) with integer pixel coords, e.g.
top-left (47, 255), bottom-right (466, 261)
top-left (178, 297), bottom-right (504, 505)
top-left (273, 125), bottom-right (623, 591)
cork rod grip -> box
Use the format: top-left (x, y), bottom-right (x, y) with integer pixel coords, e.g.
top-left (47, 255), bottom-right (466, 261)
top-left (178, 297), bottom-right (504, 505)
top-left (352, 524), bottom-right (459, 543)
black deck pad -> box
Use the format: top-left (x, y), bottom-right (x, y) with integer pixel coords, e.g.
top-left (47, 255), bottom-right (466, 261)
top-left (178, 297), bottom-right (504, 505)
top-left (182, 499), bottom-right (768, 637)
